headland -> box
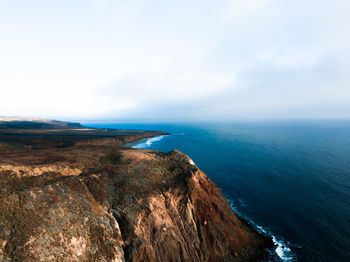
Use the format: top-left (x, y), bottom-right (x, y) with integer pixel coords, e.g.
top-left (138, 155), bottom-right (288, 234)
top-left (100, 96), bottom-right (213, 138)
top-left (0, 118), bottom-right (273, 261)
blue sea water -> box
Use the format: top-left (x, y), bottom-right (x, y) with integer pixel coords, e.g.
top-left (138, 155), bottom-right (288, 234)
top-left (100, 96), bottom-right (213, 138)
top-left (86, 120), bottom-right (350, 262)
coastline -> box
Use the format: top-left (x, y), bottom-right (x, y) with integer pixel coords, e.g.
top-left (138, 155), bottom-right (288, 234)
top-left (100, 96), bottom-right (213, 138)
top-left (124, 134), bottom-right (168, 149)
top-left (123, 137), bottom-right (149, 147)
top-left (227, 198), bottom-right (295, 261)
top-left (85, 122), bottom-right (295, 261)
top-left (0, 119), bottom-right (276, 261)
top-left (0, 142), bottom-right (274, 261)
top-left (127, 134), bottom-right (286, 261)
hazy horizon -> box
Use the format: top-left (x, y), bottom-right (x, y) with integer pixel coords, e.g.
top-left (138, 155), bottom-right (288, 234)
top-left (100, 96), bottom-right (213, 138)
top-left (1, 0), bottom-right (350, 121)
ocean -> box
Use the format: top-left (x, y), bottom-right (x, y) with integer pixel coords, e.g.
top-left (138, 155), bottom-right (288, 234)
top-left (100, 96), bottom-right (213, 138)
top-left (86, 120), bottom-right (350, 262)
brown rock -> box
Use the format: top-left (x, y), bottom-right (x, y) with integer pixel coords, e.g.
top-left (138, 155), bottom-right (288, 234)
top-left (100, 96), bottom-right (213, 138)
top-left (0, 146), bottom-right (273, 261)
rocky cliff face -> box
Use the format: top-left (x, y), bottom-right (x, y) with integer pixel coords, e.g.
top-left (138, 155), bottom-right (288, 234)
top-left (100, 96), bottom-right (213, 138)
top-left (0, 145), bottom-right (273, 261)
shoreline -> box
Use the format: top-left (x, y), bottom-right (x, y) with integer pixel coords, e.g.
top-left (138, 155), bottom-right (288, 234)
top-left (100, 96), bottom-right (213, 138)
top-left (0, 118), bottom-right (282, 258)
top-left (0, 142), bottom-right (274, 261)
top-left (124, 134), bottom-right (168, 149)
top-left (123, 138), bottom-right (148, 148)
top-left (227, 198), bottom-right (296, 261)
top-left (126, 134), bottom-right (287, 261)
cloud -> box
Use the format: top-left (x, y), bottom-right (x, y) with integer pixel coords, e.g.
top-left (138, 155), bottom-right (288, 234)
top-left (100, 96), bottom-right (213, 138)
top-left (0, 0), bottom-right (349, 120)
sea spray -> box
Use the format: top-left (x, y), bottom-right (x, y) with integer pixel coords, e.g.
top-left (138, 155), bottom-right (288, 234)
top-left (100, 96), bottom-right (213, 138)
top-left (227, 198), bottom-right (297, 262)
top-left (132, 135), bottom-right (166, 149)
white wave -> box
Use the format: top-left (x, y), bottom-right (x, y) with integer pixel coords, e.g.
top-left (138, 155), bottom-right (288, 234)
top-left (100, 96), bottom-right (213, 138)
top-left (273, 236), bottom-right (295, 261)
top-left (132, 135), bottom-right (165, 149)
top-left (227, 198), bottom-right (297, 261)
top-left (146, 135), bottom-right (164, 146)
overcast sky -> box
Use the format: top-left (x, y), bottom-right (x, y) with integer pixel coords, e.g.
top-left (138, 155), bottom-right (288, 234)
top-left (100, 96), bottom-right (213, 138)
top-left (1, 0), bottom-right (349, 122)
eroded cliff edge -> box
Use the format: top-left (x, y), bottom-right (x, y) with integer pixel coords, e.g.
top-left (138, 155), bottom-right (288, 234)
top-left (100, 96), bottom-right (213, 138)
top-left (0, 144), bottom-right (273, 261)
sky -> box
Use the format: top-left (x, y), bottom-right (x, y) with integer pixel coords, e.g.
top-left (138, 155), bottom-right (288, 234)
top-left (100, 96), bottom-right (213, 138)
top-left (0, 0), bottom-right (350, 122)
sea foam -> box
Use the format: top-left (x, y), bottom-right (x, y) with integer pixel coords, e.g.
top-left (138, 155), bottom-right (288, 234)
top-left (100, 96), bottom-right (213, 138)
top-left (227, 199), bottom-right (296, 262)
top-left (132, 135), bottom-right (166, 149)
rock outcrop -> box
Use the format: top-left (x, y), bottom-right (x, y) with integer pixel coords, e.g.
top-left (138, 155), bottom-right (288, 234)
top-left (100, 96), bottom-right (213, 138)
top-left (0, 145), bottom-right (273, 261)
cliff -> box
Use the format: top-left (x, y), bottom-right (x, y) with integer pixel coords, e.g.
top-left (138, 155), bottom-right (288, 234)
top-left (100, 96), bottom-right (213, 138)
top-left (0, 144), bottom-right (273, 261)
top-left (0, 119), bottom-right (167, 149)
